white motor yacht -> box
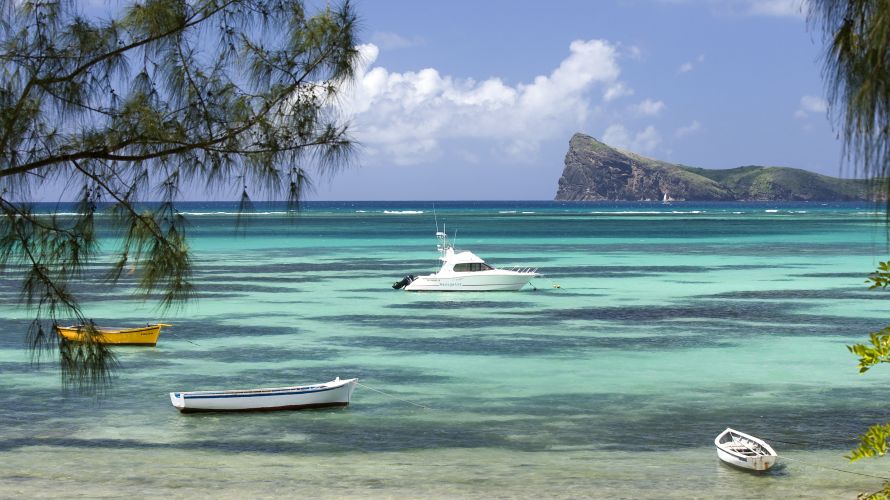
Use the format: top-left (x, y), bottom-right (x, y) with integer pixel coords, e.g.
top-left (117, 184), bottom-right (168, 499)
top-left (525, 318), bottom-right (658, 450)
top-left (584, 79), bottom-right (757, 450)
top-left (393, 232), bottom-right (539, 291)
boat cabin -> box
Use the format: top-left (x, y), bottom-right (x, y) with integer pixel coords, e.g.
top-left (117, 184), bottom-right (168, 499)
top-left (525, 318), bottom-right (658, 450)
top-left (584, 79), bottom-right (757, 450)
top-left (439, 249), bottom-right (497, 274)
top-left (453, 262), bottom-right (494, 272)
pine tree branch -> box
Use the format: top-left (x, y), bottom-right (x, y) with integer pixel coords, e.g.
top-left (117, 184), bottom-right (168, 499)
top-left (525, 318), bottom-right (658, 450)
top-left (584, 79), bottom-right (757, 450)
top-left (0, 197), bottom-right (78, 239)
top-left (68, 159), bottom-right (166, 245)
top-left (35, 0), bottom-right (238, 88)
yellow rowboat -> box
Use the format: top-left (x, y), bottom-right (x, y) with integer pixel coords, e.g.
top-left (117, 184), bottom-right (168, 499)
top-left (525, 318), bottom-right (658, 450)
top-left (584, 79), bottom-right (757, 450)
top-left (55, 323), bottom-right (171, 346)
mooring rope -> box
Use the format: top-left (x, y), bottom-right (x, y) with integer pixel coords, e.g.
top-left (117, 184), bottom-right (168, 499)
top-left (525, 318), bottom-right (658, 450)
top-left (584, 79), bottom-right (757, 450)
top-left (758, 434), bottom-right (861, 448)
top-left (356, 382), bottom-right (433, 410)
top-left (758, 437), bottom-right (812, 447)
top-left (778, 455), bottom-right (890, 481)
top-left (164, 331), bottom-right (200, 346)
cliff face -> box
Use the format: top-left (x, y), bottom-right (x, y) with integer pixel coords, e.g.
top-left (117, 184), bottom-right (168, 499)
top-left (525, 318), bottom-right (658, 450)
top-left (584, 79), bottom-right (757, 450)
top-left (555, 133), bottom-right (874, 201)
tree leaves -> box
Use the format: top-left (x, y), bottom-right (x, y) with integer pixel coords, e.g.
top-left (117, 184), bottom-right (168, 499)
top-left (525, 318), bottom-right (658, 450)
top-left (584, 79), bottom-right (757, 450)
top-left (0, 0), bottom-right (359, 391)
top-left (847, 326), bottom-right (890, 373)
top-left (808, 0), bottom-right (890, 209)
top-left (867, 260), bottom-right (890, 289)
top-left (809, 7), bottom-right (890, 495)
top-left (848, 423), bottom-right (890, 462)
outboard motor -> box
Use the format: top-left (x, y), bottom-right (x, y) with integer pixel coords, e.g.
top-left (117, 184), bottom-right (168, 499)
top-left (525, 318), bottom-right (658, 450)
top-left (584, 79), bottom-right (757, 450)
top-left (392, 275), bottom-right (416, 289)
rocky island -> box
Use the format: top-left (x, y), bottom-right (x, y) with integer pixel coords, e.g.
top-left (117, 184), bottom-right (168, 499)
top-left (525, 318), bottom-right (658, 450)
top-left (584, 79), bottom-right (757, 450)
top-left (555, 133), bottom-right (875, 201)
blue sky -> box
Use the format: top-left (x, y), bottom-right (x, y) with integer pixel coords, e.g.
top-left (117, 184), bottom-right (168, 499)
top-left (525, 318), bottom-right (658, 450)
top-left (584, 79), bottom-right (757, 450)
top-left (67, 0), bottom-right (837, 202)
top-left (313, 0), bottom-right (842, 200)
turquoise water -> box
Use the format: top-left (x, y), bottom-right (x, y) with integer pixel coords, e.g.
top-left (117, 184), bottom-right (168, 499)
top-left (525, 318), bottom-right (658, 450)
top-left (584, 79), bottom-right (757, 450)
top-left (2, 201), bottom-right (890, 498)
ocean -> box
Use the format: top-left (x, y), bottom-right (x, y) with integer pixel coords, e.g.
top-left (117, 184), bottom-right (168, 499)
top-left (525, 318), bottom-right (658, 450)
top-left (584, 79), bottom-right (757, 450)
top-left (1, 200), bottom-right (889, 498)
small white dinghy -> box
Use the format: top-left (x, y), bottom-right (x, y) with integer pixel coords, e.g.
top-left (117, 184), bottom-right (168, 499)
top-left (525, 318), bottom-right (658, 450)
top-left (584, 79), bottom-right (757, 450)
top-left (170, 377), bottom-right (358, 413)
top-left (714, 427), bottom-right (778, 471)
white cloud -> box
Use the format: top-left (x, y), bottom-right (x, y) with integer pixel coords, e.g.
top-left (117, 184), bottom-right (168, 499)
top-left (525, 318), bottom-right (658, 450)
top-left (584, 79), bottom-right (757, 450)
top-left (744, 0), bottom-right (805, 18)
top-left (603, 82), bottom-right (634, 101)
top-left (633, 98), bottom-right (665, 116)
top-left (655, 0), bottom-right (805, 19)
top-left (369, 31), bottom-right (424, 50)
top-left (661, 0), bottom-right (806, 18)
top-left (602, 124), bottom-right (631, 149)
top-left (625, 45), bottom-right (643, 60)
top-left (340, 40), bottom-right (625, 165)
top-left (795, 95), bottom-right (828, 119)
top-left (634, 126), bottom-right (662, 152)
top-left (602, 124), bottom-right (662, 153)
top-left (678, 54), bottom-right (705, 74)
top-left (675, 120), bottom-right (702, 138)
top-left (800, 95), bottom-right (827, 113)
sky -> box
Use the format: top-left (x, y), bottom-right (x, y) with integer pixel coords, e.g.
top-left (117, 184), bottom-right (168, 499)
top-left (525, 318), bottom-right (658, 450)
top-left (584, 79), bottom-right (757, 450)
top-left (64, 0), bottom-right (840, 202)
top-left (308, 0), bottom-right (844, 201)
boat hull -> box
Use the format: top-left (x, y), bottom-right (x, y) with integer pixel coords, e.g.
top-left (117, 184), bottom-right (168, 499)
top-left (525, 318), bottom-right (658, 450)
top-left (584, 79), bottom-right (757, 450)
top-left (55, 324), bottom-right (167, 346)
top-left (170, 378), bottom-right (358, 413)
top-left (714, 427), bottom-right (777, 472)
top-left (403, 272), bottom-right (536, 291)
top-left (716, 447), bottom-right (777, 471)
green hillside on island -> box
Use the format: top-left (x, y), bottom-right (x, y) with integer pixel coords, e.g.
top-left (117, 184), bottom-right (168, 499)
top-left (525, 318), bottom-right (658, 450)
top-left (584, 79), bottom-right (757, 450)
top-left (555, 133), bottom-right (877, 201)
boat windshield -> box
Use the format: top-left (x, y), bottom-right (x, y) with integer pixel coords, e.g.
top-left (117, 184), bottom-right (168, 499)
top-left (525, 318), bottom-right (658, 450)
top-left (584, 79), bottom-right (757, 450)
top-left (453, 262), bottom-right (494, 272)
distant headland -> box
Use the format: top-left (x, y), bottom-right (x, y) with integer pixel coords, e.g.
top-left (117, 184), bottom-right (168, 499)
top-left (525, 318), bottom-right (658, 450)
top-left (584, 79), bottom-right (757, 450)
top-left (555, 133), bottom-right (877, 202)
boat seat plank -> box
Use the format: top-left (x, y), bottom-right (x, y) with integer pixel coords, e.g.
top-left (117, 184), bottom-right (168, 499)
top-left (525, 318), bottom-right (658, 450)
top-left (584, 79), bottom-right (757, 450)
top-left (725, 444), bottom-right (766, 456)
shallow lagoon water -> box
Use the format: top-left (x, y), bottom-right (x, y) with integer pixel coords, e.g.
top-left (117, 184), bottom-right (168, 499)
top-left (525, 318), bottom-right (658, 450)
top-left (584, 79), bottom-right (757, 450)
top-left (1, 201), bottom-right (890, 498)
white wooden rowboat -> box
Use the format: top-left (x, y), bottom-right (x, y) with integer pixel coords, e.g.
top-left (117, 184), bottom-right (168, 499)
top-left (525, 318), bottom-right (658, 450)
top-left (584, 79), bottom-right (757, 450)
top-left (170, 377), bottom-right (357, 413)
top-left (714, 427), bottom-right (777, 471)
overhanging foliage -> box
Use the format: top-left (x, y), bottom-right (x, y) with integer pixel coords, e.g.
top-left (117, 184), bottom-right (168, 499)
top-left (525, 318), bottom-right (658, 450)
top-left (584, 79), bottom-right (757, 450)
top-left (0, 0), bottom-right (359, 390)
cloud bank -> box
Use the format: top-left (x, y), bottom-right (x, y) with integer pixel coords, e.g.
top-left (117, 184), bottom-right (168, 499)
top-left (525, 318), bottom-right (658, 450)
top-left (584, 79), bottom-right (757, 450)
top-left (339, 40), bottom-right (627, 165)
top-left (675, 120), bottom-right (702, 138)
top-left (795, 95), bottom-right (828, 117)
top-left (633, 99), bottom-right (665, 116)
top-left (602, 124), bottom-right (662, 153)
top-left (744, 0), bottom-right (805, 18)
